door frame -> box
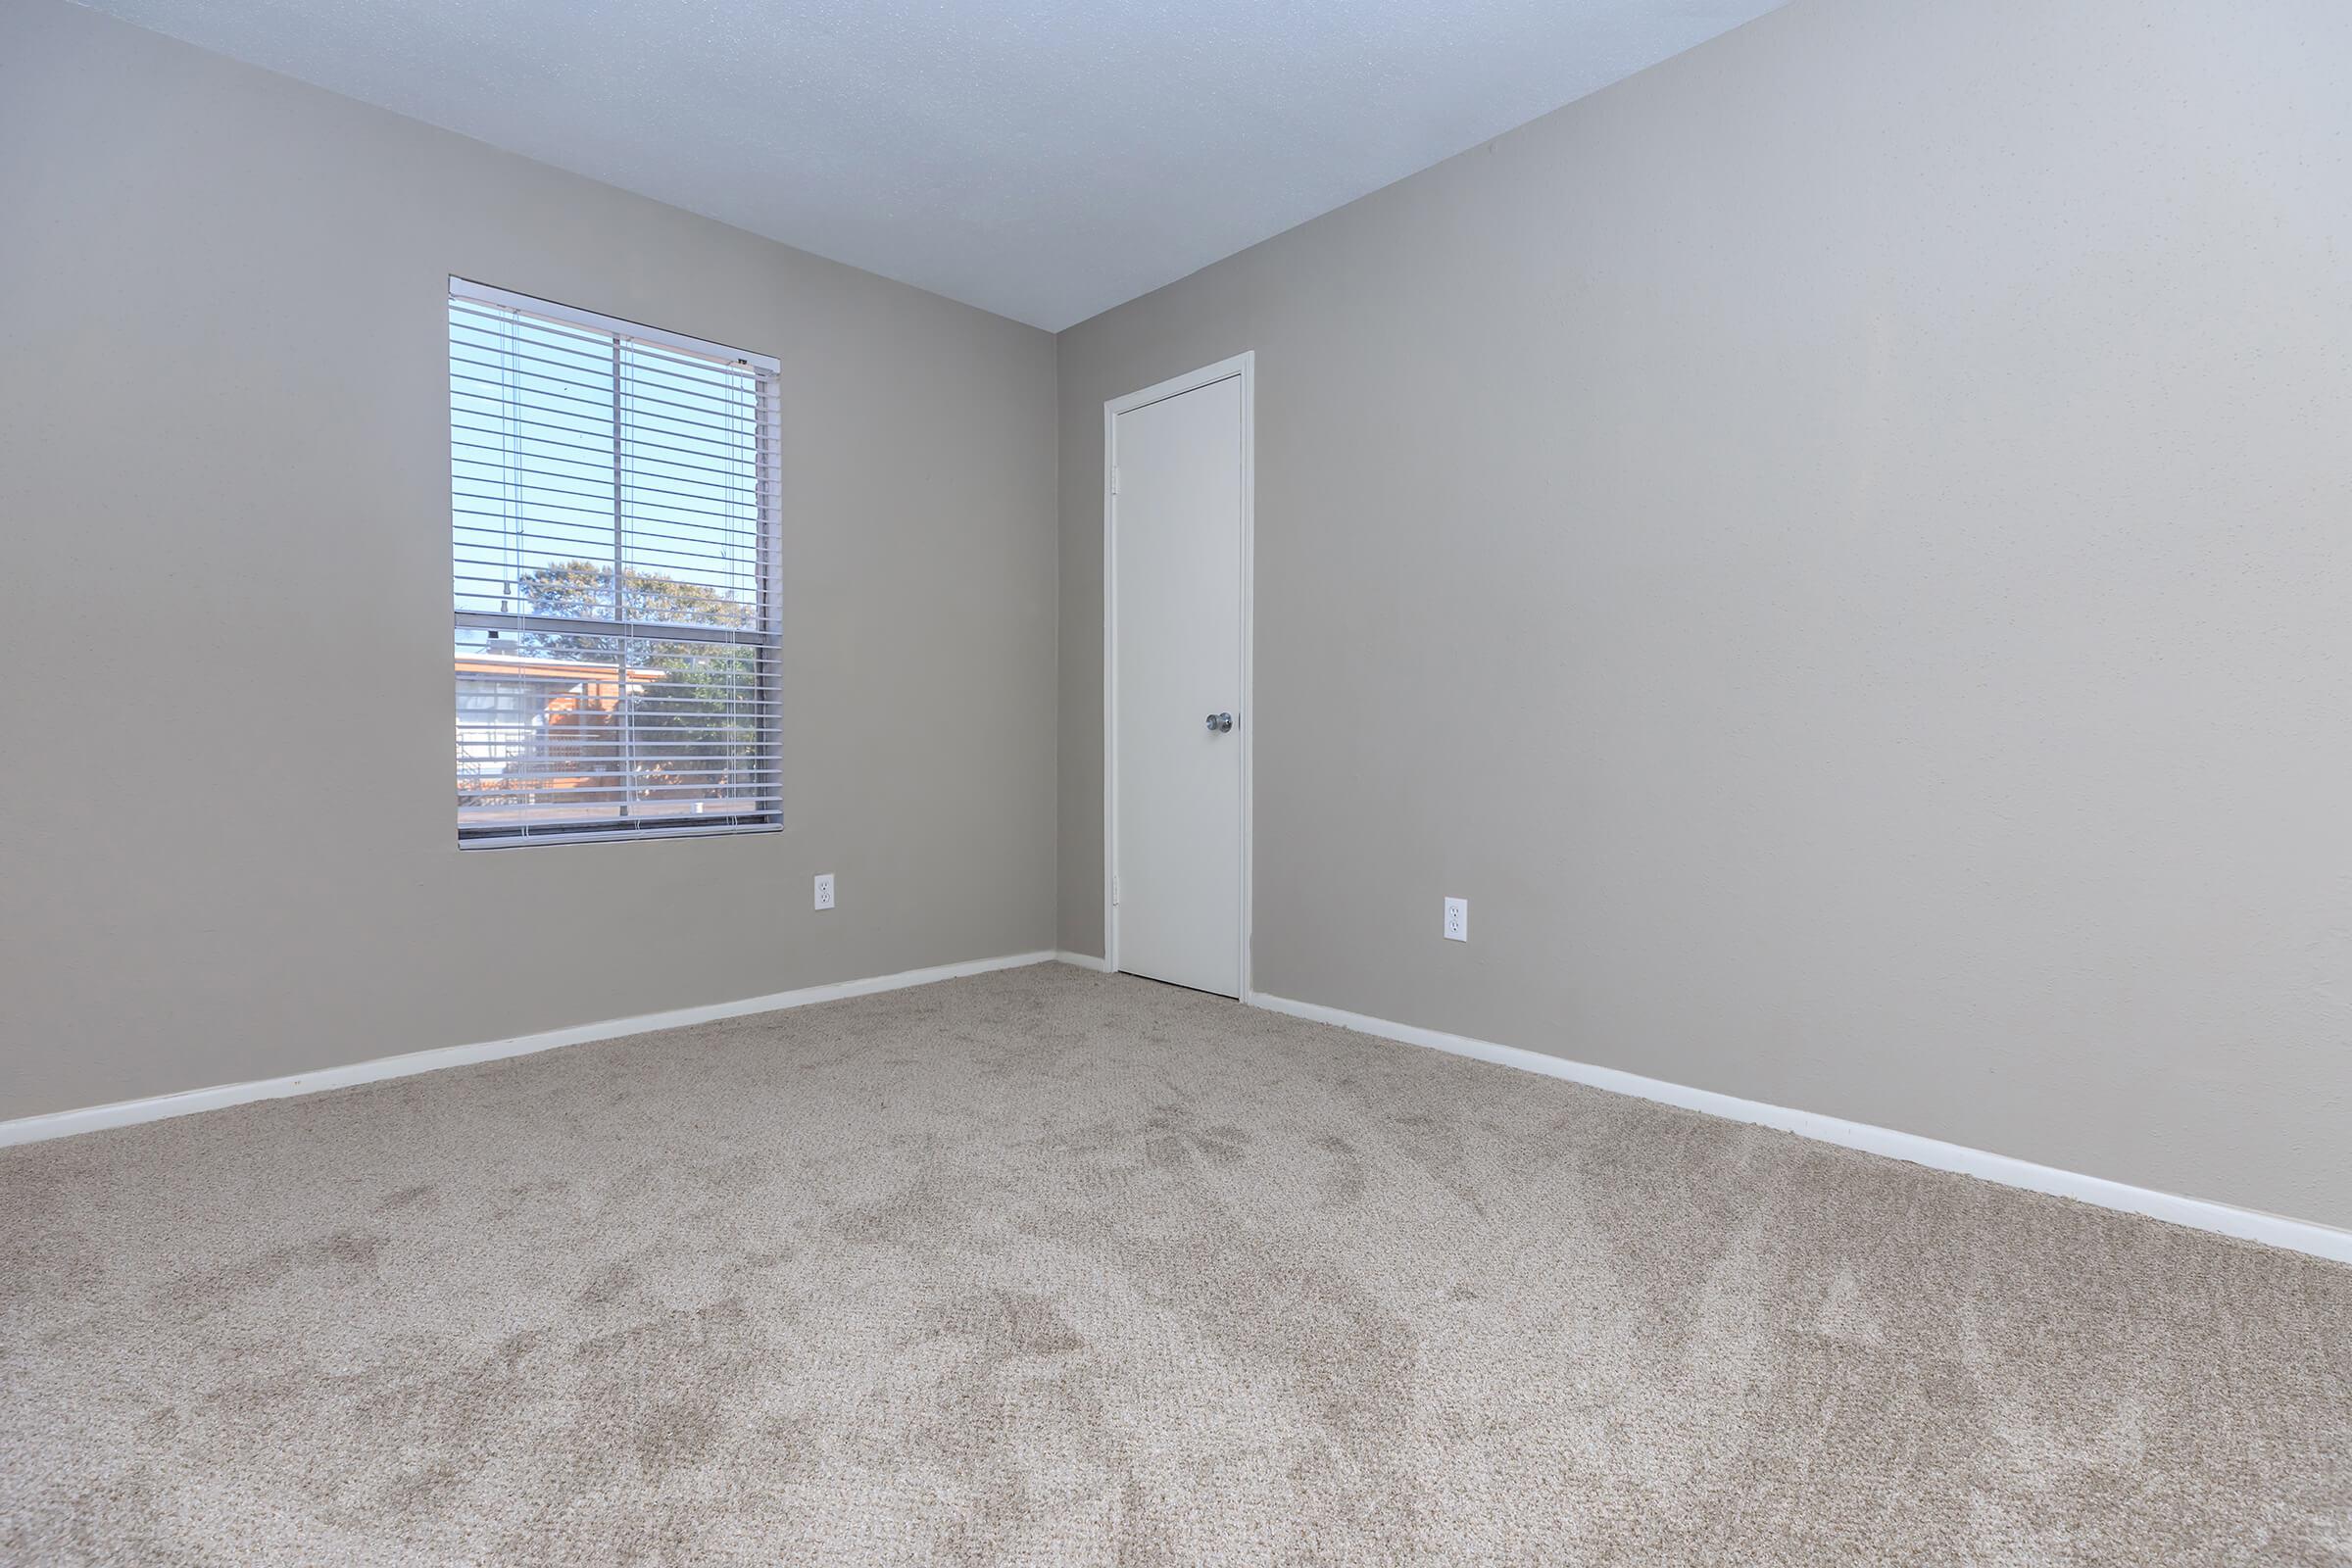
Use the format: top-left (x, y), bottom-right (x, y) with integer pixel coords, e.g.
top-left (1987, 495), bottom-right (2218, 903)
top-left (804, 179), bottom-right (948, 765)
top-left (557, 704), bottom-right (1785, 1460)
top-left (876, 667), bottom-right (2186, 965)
top-left (1102, 351), bottom-right (1256, 999)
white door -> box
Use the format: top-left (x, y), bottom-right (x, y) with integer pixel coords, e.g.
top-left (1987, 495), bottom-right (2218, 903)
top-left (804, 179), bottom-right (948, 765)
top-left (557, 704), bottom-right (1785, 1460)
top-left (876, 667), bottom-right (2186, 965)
top-left (1112, 368), bottom-right (1247, 997)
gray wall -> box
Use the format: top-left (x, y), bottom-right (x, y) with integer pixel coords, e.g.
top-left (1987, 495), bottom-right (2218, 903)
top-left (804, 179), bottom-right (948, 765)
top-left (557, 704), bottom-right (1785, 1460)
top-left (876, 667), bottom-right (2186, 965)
top-left (1057, 0), bottom-right (2352, 1226)
top-left (0, 0), bottom-right (1059, 1120)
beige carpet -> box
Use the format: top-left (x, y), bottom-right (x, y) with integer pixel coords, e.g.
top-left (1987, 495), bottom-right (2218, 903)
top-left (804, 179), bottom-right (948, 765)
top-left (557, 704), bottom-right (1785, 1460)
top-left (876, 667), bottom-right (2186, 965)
top-left (3, 964), bottom-right (2347, 1566)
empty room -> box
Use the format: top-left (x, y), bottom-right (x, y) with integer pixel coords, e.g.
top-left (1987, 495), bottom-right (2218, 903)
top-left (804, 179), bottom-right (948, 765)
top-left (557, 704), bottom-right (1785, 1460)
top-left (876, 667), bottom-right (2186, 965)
top-left (3, 0), bottom-right (2347, 1561)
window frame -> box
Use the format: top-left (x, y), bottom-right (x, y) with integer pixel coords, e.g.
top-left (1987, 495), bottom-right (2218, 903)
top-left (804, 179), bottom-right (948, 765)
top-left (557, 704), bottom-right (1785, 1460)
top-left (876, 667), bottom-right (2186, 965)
top-left (449, 277), bottom-right (784, 849)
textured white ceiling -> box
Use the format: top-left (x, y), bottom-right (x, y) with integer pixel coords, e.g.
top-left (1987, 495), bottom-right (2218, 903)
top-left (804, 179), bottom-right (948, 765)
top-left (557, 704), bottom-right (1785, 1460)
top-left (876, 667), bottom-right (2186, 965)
top-left (74, 0), bottom-right (1788, 329)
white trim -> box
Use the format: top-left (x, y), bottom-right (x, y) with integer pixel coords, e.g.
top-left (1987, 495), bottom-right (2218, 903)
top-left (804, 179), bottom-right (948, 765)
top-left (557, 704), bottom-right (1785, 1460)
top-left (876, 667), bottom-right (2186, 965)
top-left (1250, 990), bottom-right (2352, 1266)
top-left (1053, 950), bottom-right (1115, 972)
top-left (1102, 351), bottom-right (1256, 998)
top-left (0, 952), bottom-right (1057, 1149)
top-left (449, 275), bottom-right (781, 374)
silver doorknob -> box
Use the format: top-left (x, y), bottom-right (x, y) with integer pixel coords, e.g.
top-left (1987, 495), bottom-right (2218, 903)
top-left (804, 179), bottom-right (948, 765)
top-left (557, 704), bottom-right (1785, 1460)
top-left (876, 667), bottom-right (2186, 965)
top-left (1205, 711), bottom-right (1233, 733)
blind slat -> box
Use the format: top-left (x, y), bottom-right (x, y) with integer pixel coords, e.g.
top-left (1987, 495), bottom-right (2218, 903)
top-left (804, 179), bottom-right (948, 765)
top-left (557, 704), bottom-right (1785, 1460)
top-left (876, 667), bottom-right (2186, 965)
top-left (450, 455), bottom-right (760, 514)
top-left (452, 405), bottom-right (762, 474)
top-left (450, 360), bottom-right (761, 430)
top-left (458, 528), bottom-right (763, 573)
top-left (451, 294), bottom-right (771, 377)
top-left (448, 341), bottom-right (760, 419)
top-left (454, 612), bottom-right (779, 644)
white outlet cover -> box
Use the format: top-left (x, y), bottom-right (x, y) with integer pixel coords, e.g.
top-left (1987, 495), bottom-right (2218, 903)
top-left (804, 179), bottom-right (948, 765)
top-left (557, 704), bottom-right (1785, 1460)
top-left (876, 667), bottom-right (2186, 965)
top-left (814, 873), bottom-right (835, 910)
top-left (1444, 897), bottom-right (1468, 942)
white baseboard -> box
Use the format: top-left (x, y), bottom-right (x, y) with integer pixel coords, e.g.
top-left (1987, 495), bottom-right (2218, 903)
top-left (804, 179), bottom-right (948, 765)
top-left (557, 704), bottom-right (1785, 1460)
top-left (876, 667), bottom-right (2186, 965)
top-left (0, 951), bottom-right (1059, 1149)
top-left (16, 954), bottom-right (2341, 1266)
top-left (1248, 990), bottom-right (2352, 1267)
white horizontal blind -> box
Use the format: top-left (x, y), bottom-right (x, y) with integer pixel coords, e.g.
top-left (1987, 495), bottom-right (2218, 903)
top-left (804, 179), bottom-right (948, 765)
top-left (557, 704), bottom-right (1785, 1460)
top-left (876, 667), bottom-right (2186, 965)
top-left (450, 282), bottom-right (781, 846)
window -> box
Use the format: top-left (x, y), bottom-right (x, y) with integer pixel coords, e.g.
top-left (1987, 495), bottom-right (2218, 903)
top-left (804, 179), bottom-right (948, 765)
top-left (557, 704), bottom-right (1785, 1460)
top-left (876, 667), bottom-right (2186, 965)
top-left (450, 279), bottom-right (781, 846)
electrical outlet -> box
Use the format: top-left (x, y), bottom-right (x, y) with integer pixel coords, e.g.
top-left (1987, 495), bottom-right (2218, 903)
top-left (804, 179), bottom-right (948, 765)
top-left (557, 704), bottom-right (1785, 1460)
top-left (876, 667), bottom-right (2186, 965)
top-left (813, 873), bottom-right (835, 911)
top-left (1444, 897), bottom-right (1468, 942)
